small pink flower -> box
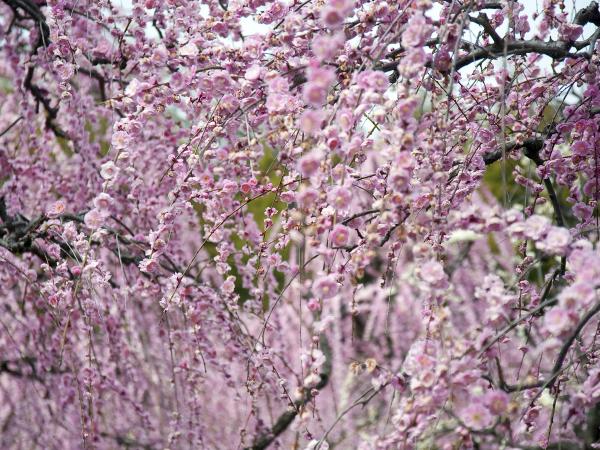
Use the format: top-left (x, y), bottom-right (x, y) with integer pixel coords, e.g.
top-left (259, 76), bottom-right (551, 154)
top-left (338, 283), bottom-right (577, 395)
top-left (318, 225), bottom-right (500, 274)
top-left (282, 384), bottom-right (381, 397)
top-left (559, 283), bottom-right (594, 310)
top-left (524, 215), bottom-right (550, 240)
top-left (462, 403), bottom-right (494, 430)
top-left (327, 186), bottom-right (352, 210)
top-left (303, 83), bottom-right (328, 106)
top-left (397, 48), bottom-right (428, 78)
top-left (561, 23), bottom-right (583, 42)
top-left (539, 226), bottom-right (571, 255)
top-left (321, 7), bottom-right (345, 28)
top-left (312, 32), bottom-right (344, 61)
top-left (299, 110), bottom-right (325, 135)
top-left (330, 224), bottom-right (351, 247)
top-left (419, 260), bottom-right (446, 287)
top-left (307, 298), bottom-right (321, 311)
top-left (298, 188), bottom-right (319, 208)
top-left (280, 190), bottom-right (295, 203)
top-left (266, 92), bottom-right (293, 113)
top-left (47, 200), bottom-right (66, 218)
top-left (298, 153), bottom-right (321, 177)
top-left (544, 307), bottom-right (574, 336)
top-left (84, 209), bottom-right (104, 229)
top-left (139, 258), bottom-right (160, 274)
top-left (223, 276), bottom-right (236, 294)
top-left (244, 64), bottom-right (261, 81)
top-left (93, 193), bottom-right (113, 212)
top-left (221, 180), bottom-right (238, 194)
top-left (485, 390), bottom-right (509, 415)
top-left (402, 12), bottom-right (431, 48)
top-left (179, 42), bottom-right (199, 57)
top-left (100, 161), bottom-right (119, 180)
top-left (572, 141), bottom-right (590, 157)
top-left (336, 109), bottom-right (354, 131)
top-left (355, 71), bottom-right (389, 92)
top-left (240, 182), bottom-right (253, 194)
top-left (111, 130), bottom-right (130, 150)
top-left (573, 203), bottom-right (593, 221)
top-left (314, 274), bottom-right (339, 299)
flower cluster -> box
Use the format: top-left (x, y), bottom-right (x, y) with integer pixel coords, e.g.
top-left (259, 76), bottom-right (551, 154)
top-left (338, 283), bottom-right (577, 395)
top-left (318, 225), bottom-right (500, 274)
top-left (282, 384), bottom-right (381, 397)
top-left (1, 0), bottom-right (600, 449)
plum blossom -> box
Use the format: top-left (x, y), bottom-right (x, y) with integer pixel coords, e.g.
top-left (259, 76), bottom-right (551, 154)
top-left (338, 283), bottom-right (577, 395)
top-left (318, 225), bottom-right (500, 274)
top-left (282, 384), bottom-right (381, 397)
top-left (544, 307), bottom-right (575, 336)
top-left (537, 226), bottom-right (571, 255)
top-left (3, 2), bottom-right (600, 448)
top-left (298, 152), bottom-right (321, 177)
top-left (461, 402), bottom-right (494, 430)
top-left (299, 109), bottom-right (325, 135)
top-left (561, 23), bottom-right (583, 42)
top-left (524, 214), bottom-right (551, 240)
top-left (84, 209), bottom-right (104, 229)
top-left (93, 193), bottom-right (113, 212)
top-left (100, 161), bottom-right (119, 180)
top-left (244, 64), bottom-right (261, 81)
top-left (179, 42), bottom-right (199, 57)
top-left (330, 223), bottom-right (351, 247)
top-left (320, 0), bottom-right (353, 28)
top-left (485, 391), bottom-right (509, 415)
top-left (139, 257), bottom-right (160, 274)
top-left (46, 200), bottom-right (66, 218)
top-left (402, 12), bottom-right (431, 47)
top-left (303, 64), bottom-right (336, 106)
top-left (419, 260), bottom-right (447, 287)
top-left (327, 186), bottom-right (352, 211)
top-left (314, 274), bottom-right (339, 299)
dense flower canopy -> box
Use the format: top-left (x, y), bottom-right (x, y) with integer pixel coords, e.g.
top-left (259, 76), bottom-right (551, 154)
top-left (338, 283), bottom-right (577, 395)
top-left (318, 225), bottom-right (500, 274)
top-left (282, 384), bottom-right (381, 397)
top-left (2, 0), bottom-right (600, 448)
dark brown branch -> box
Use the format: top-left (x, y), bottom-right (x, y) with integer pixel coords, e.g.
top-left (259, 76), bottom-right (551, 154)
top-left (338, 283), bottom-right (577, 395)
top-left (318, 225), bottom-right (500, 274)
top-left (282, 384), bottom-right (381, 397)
top-left (469, 13), bottom-right (503, 46)
top-left (244, 338), bottom-right (332, 450)
top-left (0, 116), bottom-right (23, 138)
top-left (2, 0), bottom-right (69, 138)
top-left (382, 1), bottom-right (600, 81)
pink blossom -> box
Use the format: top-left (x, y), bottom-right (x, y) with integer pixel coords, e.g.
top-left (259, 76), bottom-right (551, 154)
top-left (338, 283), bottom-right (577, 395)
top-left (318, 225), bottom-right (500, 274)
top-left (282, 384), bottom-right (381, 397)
top-left (298, 153), bottom-right (321, 177)
top-left (559, 283), bottom-right (594, 310)
top-left (538, 226), bottom-right (571, 255)
top-left (312, 32), bottom-right (344, 61)
top-left (544, 307), bottom-right (574, 336)
top-left (3, 4), bottom-right (600, 448)
top-left (397, 47), bottom-right (427, 77)
top-left (561, 23), bottom-right (583, 42)
top-left (355, 71), bottom-right (389, 92)
top-left (303, 83), bottom-right (328, 106)
top-left (222, 276), bottom-right (236, 294)
top-left (84, 208), bottom-right (105, 229)
top-left (244, 64), bottom-right (261, 81)
top-left (485, 391), bottom-right (509, 415)
top-left (524, 214), bottom-right (550, 240)
top-left (461, 402), bottom-right (494, 430)
top-left (402, 12), bottom-right (431, 48)
top-left (299, 109), bottom-right (325, 135)
top-left (419, 260), bottom-right (447, 287)
top-left (307, 298), bottom-right (321, 311)
top-left (139, 257), bottom-right (160, 274)
top-left (320, 0), bottom-right (353, 28)
top-left (93, 193), bottom-right (113, 211)
top-left (111, 130), bottom-right (130, 149)
top-left (179, 42), bottom-right (199, 57)
top-left (100, 161), bottom-right (119, 180)
top-left (327, 186), bottom-right (352, 210)
top-left (298, 187), bottom-right (319, 208)
top-left (314, 274), bottom-right (339, 299)
top-left (573, 203), bottom-right (593, 221)
top-left (330, 224), bottom-right (351, 247)
top-left (46, 200), bottom-right (66, 218)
